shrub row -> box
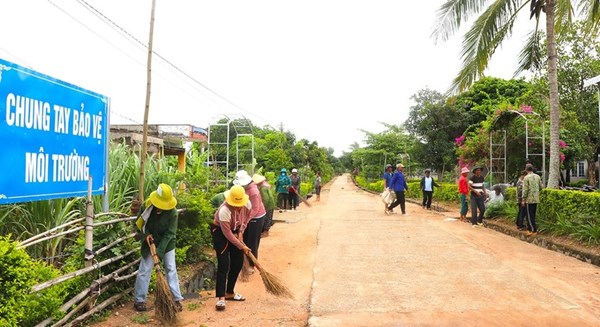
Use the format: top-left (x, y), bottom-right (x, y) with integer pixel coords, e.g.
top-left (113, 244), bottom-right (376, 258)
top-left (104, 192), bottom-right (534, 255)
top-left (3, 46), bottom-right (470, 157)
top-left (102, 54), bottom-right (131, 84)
top-left (354, 176), bottom-right (600, 245)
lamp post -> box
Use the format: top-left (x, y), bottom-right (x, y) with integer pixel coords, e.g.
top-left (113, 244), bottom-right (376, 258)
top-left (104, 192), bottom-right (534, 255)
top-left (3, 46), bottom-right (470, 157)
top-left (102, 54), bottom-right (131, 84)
top-left (583, 75), bottom-right (600, 186)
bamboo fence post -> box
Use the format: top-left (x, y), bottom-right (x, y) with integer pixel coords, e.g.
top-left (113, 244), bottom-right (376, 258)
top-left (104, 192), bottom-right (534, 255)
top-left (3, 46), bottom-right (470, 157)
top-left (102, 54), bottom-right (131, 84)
top-left (19, 217), bottom-right (85, 247)
top-left (92, 216), bottom-right (137, 227)
top-left (63, 287), bottom-right (134, 327)
top-left (84, 177), bottom-right (94, 268)
top-left (31, 249), bottom-right (138, 293)
top-left (18, 226), bottom-right (85, 249)
top-left (94, 233), bottom-right (136, 256)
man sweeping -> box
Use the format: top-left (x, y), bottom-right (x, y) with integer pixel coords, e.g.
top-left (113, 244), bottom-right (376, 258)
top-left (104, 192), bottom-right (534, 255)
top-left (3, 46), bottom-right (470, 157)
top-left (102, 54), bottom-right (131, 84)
top-left (132, 183), bottom-right (184, 312)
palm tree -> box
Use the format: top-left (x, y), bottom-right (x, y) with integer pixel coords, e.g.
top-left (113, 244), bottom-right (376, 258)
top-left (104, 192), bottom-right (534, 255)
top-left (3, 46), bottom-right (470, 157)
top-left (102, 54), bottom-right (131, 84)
top-left (432, 0), bottom-right (600, 188)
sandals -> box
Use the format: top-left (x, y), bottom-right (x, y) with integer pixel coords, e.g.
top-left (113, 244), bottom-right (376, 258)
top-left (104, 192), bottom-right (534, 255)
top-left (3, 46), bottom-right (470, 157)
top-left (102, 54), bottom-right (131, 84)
top-left (215, 300), bottom-right (226, 311)
top-left (225, 293), bottom-right (246, 301)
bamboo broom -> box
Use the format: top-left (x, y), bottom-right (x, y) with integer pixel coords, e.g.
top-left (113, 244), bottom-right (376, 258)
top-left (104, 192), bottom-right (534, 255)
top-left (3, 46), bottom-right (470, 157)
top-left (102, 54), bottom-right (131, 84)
top-left (146, 235), bottom-right (178, 323)
top-left (239, 256), bottom-right (252, 282)
top-left (289, 186), bottom-right (312, 208)
top-left (245, 251), bottom-right (294, 299)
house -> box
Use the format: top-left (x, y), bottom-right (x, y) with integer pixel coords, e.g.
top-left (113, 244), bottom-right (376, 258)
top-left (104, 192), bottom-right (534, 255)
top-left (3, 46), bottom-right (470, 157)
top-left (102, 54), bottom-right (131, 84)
top-left (110, 124), bottom-right (207, 172)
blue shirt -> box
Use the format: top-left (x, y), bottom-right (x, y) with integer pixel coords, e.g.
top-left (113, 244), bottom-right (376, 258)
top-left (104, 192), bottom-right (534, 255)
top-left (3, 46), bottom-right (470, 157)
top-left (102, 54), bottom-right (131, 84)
top-left (389, 171), bottom-right (408, 192)
top-left (383, 171), bottom-right (394, 188)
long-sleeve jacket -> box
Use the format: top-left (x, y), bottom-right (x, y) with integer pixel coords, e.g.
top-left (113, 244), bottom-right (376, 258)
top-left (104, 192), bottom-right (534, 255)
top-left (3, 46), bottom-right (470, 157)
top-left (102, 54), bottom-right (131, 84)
top-left (389, 171), bottom-right (408, 192)
top-left (383, 172), bottom-right (393, 189)
top-left (290, 175), bottom-right (301, 192)
top-left (257, 180), bottom-right (277, 210)
top-left (522, 173), bottom-right (543, 204)
top-left (420, 176), bottom-right (439, 192)
top-left (139, 205), bottom-right (178, 259)
top-left (275, 174), bottom-right (291, 194)
top-left (213, 202), bottom-right (252, 250)
top-left (246, 182), bottom-right (266, 220)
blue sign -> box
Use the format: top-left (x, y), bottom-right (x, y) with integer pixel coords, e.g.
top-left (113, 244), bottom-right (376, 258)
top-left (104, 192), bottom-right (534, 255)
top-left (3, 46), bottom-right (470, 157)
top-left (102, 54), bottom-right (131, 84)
top-left (0, 58), bottom-right (109, 204)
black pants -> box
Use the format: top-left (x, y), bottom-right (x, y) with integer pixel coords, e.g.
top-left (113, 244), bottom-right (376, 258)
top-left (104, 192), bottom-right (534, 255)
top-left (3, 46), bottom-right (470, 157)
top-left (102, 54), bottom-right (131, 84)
top-left (525, 203), bottom-right (538, 232)
top-left (288, 192), bottom-right (299, 209)
top-left (516, 203), bottom-right (527, 229)
top-left (277, 193), bottom-right (288, 210)
top-left (388, 191), bottom-right (406, 214)
top-left (470, 195), bottom-right (485, 225)
top-left (243, 215), bottom-right (265, 266)
top-left (262, 209), bottom-right (274, 232)
top-left (422, 191), bottom-right (433, 209)
top-left (211, 226), bottom-right (243, 298)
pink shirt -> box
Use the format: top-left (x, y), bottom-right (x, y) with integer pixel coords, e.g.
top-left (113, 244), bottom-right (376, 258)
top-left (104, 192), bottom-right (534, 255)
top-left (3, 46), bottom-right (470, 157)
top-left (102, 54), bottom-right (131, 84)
top-left (214, 202), bottom-right (252, 250)
top-left (245, 182), bottom-right (266, 222)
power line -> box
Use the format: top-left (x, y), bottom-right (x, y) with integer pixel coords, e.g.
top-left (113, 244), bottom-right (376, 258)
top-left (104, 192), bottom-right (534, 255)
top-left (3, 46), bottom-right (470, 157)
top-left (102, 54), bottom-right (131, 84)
top-left (75, 0), bottom-right (271, 123)
top-left (47, 0), bottom-right (224, 108)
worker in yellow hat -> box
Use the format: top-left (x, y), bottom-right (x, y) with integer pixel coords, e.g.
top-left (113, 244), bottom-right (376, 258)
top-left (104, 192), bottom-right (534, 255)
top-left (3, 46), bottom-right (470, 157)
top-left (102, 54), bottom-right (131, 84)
top-left (212, 184), bottom-right (252, 311)
top-left (132, 183), bottom-right (183, 312)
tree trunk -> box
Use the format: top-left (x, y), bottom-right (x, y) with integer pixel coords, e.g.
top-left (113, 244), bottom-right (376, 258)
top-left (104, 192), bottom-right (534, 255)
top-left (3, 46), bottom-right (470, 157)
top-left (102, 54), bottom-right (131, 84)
top-left (545, 0), bottom-right (561, 189)
top-left (138, 0), bottom-right (158, 202)
top-left (588, 157), bottom-right (598, 186)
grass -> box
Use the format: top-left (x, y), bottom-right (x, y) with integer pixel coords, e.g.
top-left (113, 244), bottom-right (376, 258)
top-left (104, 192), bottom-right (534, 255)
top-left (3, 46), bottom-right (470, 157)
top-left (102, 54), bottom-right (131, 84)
top-left (131, 313), bottom-right (150, 324)
top-left (187, 302), bottom-right (199, 310)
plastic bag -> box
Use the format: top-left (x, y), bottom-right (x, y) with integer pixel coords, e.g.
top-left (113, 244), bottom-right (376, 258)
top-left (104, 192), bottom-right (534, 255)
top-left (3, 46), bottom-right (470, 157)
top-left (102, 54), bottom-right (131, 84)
top-left (381, 189), bottom-right (395, 205)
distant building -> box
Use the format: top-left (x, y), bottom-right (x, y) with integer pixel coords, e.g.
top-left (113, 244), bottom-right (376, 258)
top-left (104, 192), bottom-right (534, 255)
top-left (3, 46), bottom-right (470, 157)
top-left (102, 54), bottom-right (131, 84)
top-left (563, 159), bottom-right (599, 185)
top-left (110, 124), bottom-right (207, 172)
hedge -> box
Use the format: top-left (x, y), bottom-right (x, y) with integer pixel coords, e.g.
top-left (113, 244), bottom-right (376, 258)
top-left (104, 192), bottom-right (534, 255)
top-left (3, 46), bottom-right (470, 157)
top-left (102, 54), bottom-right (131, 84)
top-left (354, 175), bottom-right (600, 245)
top-left (0, 236), bottom-right (68, 326)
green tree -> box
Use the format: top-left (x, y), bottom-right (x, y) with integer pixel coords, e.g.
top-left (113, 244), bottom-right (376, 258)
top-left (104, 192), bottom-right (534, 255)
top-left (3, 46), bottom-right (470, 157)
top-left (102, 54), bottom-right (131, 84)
top-left (353, 124), bottom-right (417, 180)
top-left (432, 0), bottom-right (600, 188)
top-left (405, 88), bottom-right (472, 179)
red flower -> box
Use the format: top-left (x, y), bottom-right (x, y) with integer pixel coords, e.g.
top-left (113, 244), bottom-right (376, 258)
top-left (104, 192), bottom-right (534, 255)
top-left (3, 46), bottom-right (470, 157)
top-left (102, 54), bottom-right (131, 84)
top-left (559, 140), bottom-right (567, 148)
top-left (520, 105), bottom-right (533, 113)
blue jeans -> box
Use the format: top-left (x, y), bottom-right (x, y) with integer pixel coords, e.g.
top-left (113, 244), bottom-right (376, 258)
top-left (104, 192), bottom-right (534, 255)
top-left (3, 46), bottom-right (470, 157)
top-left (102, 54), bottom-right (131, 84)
top-left (134, 249), bottom-right (183, 303)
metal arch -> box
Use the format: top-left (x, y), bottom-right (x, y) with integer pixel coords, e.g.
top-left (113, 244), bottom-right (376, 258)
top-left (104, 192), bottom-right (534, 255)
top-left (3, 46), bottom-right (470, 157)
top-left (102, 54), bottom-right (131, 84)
top-left (206, 115), bottom-right (232, 189)
top-left (230, 115), bottom-right (255, 175)
top-left (206, 114), bottom-right (256, 190)
top-left (489, 109), bottom-right (546, 186)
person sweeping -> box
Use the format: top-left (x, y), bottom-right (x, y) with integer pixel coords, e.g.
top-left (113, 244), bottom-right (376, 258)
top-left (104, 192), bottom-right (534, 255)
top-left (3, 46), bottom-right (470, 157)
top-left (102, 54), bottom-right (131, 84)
top-left (212, 185), bottom-right (252, 311)
top-left (132, 183), bottom-right (184, 313)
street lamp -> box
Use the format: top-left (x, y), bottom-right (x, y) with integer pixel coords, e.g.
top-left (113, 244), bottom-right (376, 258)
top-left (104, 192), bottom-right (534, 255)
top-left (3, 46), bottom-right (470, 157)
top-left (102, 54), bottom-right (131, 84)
top-left (583, 74), bottom-right (600, 186)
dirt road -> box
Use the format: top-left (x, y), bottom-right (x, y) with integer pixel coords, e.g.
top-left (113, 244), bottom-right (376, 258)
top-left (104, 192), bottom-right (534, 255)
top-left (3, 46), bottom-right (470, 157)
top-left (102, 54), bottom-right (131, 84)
top-left (95, 174), bottom-right (600, 326)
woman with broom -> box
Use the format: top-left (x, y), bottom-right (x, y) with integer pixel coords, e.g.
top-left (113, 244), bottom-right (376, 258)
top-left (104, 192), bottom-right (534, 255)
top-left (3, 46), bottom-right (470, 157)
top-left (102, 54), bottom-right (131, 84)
top-left (132, 183), bottom-right (184, 312)
top-left (234, 170), bottom-right (267, 275)
top-left (212, 185), bottom-right (253, 311)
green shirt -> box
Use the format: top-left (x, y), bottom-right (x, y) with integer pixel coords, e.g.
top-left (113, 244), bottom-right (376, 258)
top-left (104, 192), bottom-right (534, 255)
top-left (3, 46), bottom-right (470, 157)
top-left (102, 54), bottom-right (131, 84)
top-left (259, 185), bottom-right (277, 210)
top-left (139, 205), bottom-right (178, 259)
top-left (210, 192), bottom-right (226, 209)
top-left (522, 172), bottom-right (543, 204)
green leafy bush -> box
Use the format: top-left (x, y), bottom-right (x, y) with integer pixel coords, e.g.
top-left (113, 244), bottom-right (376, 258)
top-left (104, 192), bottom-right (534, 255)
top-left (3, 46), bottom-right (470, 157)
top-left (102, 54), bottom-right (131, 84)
top-left (0, 236), bottom-right (68, 326)
top-left (406, 182), bottom-right (460, 202)
top-left (176, 190), bottom-right (215, 264)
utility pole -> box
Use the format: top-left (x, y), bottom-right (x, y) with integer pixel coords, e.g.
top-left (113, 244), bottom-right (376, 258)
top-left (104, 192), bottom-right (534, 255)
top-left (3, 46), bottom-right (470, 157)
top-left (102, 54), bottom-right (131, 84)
top-left (138, 0), bottom-right (157, 202)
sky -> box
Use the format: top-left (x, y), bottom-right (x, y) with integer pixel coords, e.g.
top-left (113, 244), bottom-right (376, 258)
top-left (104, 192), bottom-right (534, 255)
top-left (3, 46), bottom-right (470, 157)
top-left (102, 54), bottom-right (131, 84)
top-left (0, 0), bottom-right (532, 156)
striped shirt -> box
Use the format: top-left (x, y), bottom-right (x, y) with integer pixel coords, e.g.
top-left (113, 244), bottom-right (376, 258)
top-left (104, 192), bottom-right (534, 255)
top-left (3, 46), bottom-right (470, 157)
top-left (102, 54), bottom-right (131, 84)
top-left (469, 175), bottom-right (485, 197)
